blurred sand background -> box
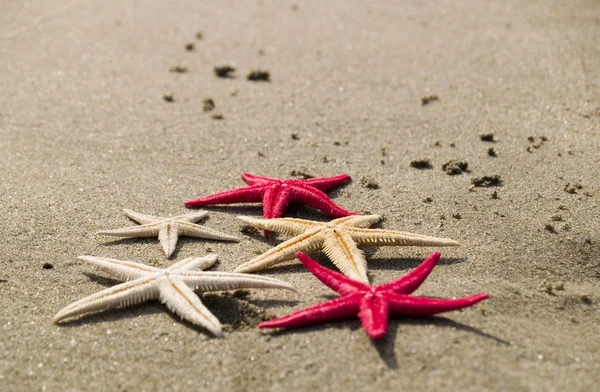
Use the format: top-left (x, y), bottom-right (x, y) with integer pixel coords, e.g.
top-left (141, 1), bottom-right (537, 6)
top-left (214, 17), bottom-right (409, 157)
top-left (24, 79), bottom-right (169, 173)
top-left (1, 0), bottom-right (599, 390)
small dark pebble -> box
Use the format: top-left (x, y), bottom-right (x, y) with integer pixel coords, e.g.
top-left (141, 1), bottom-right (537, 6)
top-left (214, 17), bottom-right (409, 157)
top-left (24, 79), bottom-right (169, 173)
top-left (247, 70), bottom-right (270, 81)
top-left (452, 213), bottom-right (462, 219)
top-left (449, 143), bottom-right (456, 147)
top-left (163, 94), bottom-right (175, 102)
top-left (289, 170), bottom-right (314, 179)
top-left (185, 43), bottom-right (195, 51)
top-left (291, 133), bottom-right (300, 140)
top-left (410, 159), bottom-right (432, 170)
top-left (480, 133), bottom-right (495, 142)
top-left (214, 65), bottom-right (236, 78)
top-left (491, 190), bottom-right (499, 199)
top-left (487, 148), bottom-right (497, 157)
top-left (43, 263), bottom-right (54, 270)
top-left (544, 223), bottom-right (557, 233)
top-left (360, 176), bottom-right (379, 190)
top-left (564, 183), bottom-right (583, 194)
top-left (581, 295), bottom-right (592, 305)
top-left (471, 175), bottom-right (502, 187)
top-left (333, 141), bottom-right (341, 146)
top-left (423, 197), bottom-right (433, 203)
top-left (202, 98), bottom-right (215, 112)
top-left (421, 95), bottom-right (439, 106)
top-left (169, 65), bottom-right (188, 73)
top-left (196, 31), bottom-right (204, 40)
top-left (211, 114), bottom-right (224, 120)
top-left (442, 159), bottom-right (468, 175)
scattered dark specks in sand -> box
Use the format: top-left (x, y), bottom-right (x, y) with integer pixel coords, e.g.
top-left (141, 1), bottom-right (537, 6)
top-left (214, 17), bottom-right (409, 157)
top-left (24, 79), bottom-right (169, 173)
top-left (471, 175), bottom-right (502, 187)
top-left (544, 223), bottom-right (557, 233)
top-left (163, 94), bottom-right (175, 103)
top-left (195, 31), bottom-right (204, 40)
top-left (410, 158), bottom-right (432, 169)
top-left (214, 65), bottom-right (236, 78)
top-left (211, 114), bottom-right (224, 120)
top-left (202, 292), bottom-right (273, 331)
top-left (580, 295), bottom-right (592, 305)
top-left (380, 147), bottom-right (388, 156)
top-left (289, 169), bottom-right (314, 179)
top-left (185, 43), bottom-right (195, 51)
top-left (526, 136), bottom-right (548, 152)
top-left (247, 70), bottom-right (270, 82)
top-left (564, 182), bottom-right (583, 194)
top-left (360, 176), bottom-right (379, 190)
top-left (442, 160), bottom-right (468, 175)
top-left (449, 143), bottom-right (456, 148)
top-left (487, 147), bottom-right (498, 157)
top-left (169, 65), bottom-right (188, 73)
top-left (202, 98), bottom-right (215, 112)
top-left (452, 213), bottom-right (462, 219)
top-left (551, 215), bottom-right (564, 222)
top-left (291, 133), bottom-right (300, 140)
top-left (421, 95), bottom-right (439, 106)
top-left (231, 89), bottom-right (238, 97)
top-left (479, 133), bottom-right (495, 142)
top-left (257, 151), bottom-right (265, 157)
top-left (43, 263), bottom-right (54, 270)
top-left (423, 196), bottom-right (433, 203)
top-left (491, 190), bottom-right (499, 199)
top-left (434, 141), bottom-right (442, 147)
top-left (240, 226), bottom-right (260, 236)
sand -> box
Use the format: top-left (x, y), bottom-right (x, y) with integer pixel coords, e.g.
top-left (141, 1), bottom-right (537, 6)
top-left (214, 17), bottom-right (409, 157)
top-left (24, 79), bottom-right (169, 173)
top-left (1, 0), bottom-right (599, 390)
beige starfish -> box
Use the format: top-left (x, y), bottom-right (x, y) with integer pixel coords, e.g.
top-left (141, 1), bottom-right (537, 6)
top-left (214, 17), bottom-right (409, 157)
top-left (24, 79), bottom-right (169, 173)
top-left (53, 254), bottom-right (294, 336)
top-left (235, 215), bottom-right (460, 283)
top-left (97, 209), bottom-right (239, 258)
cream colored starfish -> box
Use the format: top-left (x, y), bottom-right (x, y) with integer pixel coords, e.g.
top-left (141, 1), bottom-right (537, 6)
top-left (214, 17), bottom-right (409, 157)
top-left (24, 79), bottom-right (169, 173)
top-left (53, 254), bottom-right (294, 336)
top-left (235, 215), bottom-right (460, 283)
top-left (97, 209), bottom-right (239, 258)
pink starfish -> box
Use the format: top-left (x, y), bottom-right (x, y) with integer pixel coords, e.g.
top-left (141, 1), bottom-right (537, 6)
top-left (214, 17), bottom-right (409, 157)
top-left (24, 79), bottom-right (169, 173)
top-left (185, 172), bottom-right (358, 220)
top-left (259, 252), bottom-right (489, 339)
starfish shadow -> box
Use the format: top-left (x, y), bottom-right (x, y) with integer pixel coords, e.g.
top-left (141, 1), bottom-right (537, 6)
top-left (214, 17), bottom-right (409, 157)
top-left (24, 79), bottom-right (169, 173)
top-left (400, 316), bottom-right (510, 345)
top-left (367, 256), bottom-right (467, 272)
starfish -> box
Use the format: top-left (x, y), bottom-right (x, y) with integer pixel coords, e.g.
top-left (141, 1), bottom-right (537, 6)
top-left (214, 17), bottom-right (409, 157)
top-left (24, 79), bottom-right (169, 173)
top-left (259, 252), bottom-right (488, 339)
top-left (53, 254), bottom-right (294, 336)
top-left (234, 215), bottom-right (460, 283)
top-left (184, 172), bottom-right (358, 220)
top-left (96, 209), bottom-right (239, 258)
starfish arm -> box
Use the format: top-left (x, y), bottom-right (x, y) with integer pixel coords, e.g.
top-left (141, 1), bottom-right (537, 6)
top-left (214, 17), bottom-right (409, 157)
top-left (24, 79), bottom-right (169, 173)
top-left (261, 186), bottom-right (280, 219)
top-left (177, 221), bottom-right (240, 242)
top-left (95, 223), bottom-right (161, 237)
top-left (167, 254), bottom-right (218, 272)
top-left (322, 231), bottom-right (369, 283)
top-left (240, 172), bottom-right (278, 185)
top-left (300, 174), bottom-right (352, 191)
top-left (122, 209), bottom-right (161, 225)
top-left (53, 276), bottom-right (159, 323)
top-left (184, 185), bottom-right (267, 207)
top-left (348, 227), bottom-right (460, 247)
top-left (378, 252), bottom-right (441, 294)
top-left (234, 229), bottom-right (324, 273)
top-left (296, 252), bottom-right (369, 295)
top-left (158, 225), bottom-right (181, 258)
top-left (387, 292), bottom-right (489, 316)
top-left (77, 256), bottom-right (161, 281)
top-left (358, 295), bottom-right (390, 339)
top-left (237, 216), bottom-right (319, 236)
top-left (171, 210), bottom-right (209, 222)
top-left (293, 184), bottom-right (357, 218)
top-left (338, 215), bottom-right (381, 228)
top-left (177, 271), bottom-right (295, 292)
top-left (270, 186), bottom-right (293, 219)
top-left (158, 278), bottom-right (223, 336)
top-left (258, 294), bottom-right (362, 330)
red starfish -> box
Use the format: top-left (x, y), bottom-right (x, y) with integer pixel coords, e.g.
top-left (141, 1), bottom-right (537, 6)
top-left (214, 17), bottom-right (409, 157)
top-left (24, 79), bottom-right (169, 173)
top-left (259, 252), bottom-right (489, 339)
top-left (185, 172), bottom-right (358, 219)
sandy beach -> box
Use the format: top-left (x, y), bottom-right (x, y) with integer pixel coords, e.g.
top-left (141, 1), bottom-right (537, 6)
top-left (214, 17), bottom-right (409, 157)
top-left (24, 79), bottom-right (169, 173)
top-left (1, 0), bottom-right (599, 390)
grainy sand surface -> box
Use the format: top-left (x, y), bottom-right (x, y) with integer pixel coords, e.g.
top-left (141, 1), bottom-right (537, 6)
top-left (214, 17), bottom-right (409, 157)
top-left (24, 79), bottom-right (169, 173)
top-left (1, 1), bottom-right (599, 391)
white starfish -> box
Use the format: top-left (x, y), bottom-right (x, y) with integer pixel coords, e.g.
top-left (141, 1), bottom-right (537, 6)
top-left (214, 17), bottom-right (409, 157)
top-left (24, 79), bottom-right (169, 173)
top-left (97, 209), bottom-right (239, 258)
top-left (235, 215), bottom-right (460, 283)
top-left (53, 254), bottom-right (294, 336)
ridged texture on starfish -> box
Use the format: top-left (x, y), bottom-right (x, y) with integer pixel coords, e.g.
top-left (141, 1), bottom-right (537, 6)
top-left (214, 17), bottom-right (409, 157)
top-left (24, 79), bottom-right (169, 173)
top-left (259, 252), bottom-right (488, 339)
top-left (185, 172), bottom-right (358, 221)
top-left (234, 215), bottom-right (460, 283)
top-left (96, 209), bottom-right (239, 258)
top-left (53, 254), bottom-right (294, 336)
